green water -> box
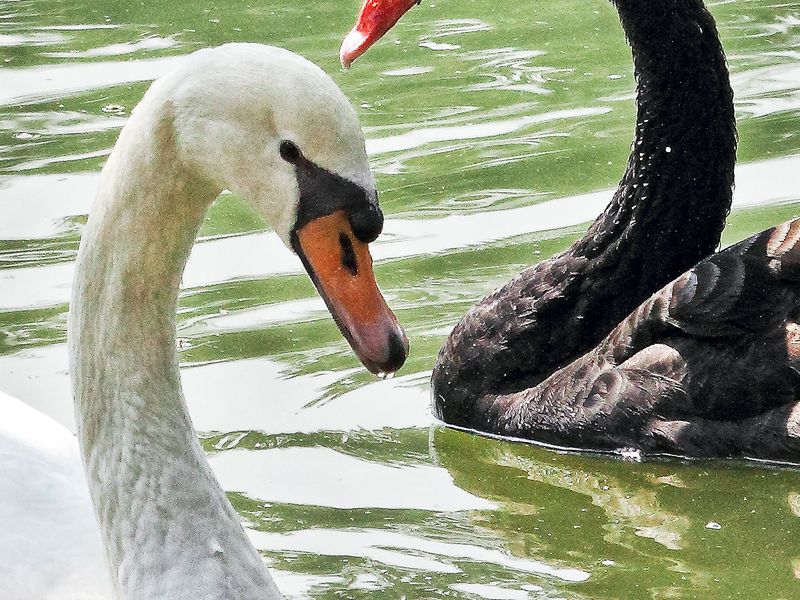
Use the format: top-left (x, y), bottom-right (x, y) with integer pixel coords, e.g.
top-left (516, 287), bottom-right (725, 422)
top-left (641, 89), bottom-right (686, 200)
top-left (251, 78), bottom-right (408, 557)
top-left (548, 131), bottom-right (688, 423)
top-left (2, 0), bottom-right (800, 597)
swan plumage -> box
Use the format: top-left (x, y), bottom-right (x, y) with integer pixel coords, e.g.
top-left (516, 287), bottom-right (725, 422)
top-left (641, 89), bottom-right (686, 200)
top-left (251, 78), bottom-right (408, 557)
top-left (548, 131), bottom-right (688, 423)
top-left (1, 43), bottom-right (406, 599)
top-left (0, 389), bottom-right (110, 599)
top-left (341, 0), bottom-right (800, 460)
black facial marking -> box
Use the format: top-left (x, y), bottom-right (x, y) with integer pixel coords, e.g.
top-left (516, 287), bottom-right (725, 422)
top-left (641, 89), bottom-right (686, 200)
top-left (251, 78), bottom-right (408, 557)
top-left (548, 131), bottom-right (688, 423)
top-left (279, 140), bottom-right (301, 163)
top-left (291, 155), bottom-right (383, 241)
top-left (348, 204), bottom-right (383, 244)
top-left (339, 233), bottom-right (358, 276)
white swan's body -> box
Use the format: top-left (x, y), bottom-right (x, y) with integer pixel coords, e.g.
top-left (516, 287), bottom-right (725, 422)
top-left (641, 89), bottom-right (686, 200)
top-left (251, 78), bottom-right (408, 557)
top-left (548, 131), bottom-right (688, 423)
top-left (0, 391), bottom-right (110, 599)
top-left (0, 43), bottom-right (406, 599)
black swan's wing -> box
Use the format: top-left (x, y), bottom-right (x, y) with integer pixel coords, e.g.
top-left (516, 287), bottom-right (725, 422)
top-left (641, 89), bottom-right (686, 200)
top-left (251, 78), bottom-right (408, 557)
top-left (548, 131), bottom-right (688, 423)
top-left (499, 219), bottom-right (800, 459)
top-left (604, 219), bottom-right (800, 356)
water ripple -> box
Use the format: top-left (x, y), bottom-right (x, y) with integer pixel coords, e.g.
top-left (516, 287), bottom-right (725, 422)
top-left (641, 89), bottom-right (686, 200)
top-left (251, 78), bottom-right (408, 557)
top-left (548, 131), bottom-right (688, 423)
top-left (2, 154), bottom-right (798, 310)
top-left (209, 446), bottom-right (493, 511)
top-left (0, 55), bottom-right (186, 106)
top-left (0, 32), bottom-right (68, 46)
top-left (248, 528), bottom-right (588, 582)
top-left (462, 47), bottom-right (559, 94)
top-left (366, 106), bottom-right (609, 155)
top-left (42, 35), bottom-right (179, 58)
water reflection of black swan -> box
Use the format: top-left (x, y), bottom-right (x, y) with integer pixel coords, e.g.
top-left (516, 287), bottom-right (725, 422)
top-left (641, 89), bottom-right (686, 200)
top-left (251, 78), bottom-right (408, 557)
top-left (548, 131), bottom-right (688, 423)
top-left (342, 0), bottom-right (800, 460)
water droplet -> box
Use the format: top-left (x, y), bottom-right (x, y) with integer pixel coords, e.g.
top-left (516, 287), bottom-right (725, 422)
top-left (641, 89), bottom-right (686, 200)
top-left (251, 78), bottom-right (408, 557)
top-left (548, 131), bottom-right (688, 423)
top-left (13, 132), bottom-right (38, 140)
top-left (619, 448), bottom-right (642, 462)
top-left (102, 104), bottom-right (126, 115)
top-left (705, 521), bottom-right (722, 530)
top-left (665, 146), bottom-right (672, 153)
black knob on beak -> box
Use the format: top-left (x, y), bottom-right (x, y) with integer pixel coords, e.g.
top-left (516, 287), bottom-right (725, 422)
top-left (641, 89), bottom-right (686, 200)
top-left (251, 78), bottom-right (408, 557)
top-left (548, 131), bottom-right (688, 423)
top-left (349, 203), bottom-right (384, 244)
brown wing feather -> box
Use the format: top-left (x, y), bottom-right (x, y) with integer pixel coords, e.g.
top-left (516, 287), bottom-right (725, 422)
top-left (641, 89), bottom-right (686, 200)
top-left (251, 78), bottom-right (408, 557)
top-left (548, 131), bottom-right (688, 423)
top-left (499, 219), bottom-right (800, 459)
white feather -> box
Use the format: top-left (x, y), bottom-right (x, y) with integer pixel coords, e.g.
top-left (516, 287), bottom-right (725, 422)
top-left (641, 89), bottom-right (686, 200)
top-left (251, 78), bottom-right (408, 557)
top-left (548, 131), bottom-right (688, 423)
top-left (0, 390), bottom-right (111, 600)
top-left (1, 43), bottom-right (374, 599)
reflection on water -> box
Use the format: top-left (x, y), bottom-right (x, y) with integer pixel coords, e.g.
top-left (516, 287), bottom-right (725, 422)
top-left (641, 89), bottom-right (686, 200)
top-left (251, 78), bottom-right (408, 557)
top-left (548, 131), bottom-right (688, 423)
top-left (433, 428), bottom-right (800, 598)
top-left (210, 446), bottom-right (492, 511)
top-left (2, 0), bottom-right (800, 598)
top-left (0, 55), bottom-right (186, 105)
top-left (249, 527), bottom-right (589, 581)
top-left (733, 62), bottom-right (800, 117)
top-left (41, 35), bottom-right (179, 58)
top-left (3, 155), bottom-right (799, 312)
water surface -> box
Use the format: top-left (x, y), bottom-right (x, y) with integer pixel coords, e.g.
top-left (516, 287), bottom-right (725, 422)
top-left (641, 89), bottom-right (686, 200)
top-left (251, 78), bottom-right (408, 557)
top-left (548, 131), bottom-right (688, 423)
top-left (2, 0), bottom-right (800, 597)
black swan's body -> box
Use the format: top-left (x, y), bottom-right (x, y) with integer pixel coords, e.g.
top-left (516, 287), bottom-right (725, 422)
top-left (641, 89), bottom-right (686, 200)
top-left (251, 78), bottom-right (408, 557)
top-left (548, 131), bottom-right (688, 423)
top-left (343, 0), bottom-right (800, 460)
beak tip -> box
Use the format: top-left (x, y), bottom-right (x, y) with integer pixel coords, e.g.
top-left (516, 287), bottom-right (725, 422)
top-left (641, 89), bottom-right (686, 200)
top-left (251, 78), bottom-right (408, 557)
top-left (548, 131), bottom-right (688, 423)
top-left (339, 49), bottom-right (352, 70)
top-left (386, 328), bottom-right (410, 373)
top-left (340, 28), bottom-right (367, 69)
top-left (359, 327), bottom-right (409, 377)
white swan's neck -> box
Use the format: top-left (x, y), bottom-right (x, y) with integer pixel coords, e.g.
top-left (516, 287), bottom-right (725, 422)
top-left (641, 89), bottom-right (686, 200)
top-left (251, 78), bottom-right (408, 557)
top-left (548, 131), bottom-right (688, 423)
top-left (68, 96), bottom-right (281, 599)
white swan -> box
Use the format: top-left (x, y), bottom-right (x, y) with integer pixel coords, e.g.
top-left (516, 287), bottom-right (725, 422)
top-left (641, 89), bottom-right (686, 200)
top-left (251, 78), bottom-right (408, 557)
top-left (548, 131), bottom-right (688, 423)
top-left (0, 390), bottom-right (108, 599)
top-left (0, 43), bottom-right (407, 599)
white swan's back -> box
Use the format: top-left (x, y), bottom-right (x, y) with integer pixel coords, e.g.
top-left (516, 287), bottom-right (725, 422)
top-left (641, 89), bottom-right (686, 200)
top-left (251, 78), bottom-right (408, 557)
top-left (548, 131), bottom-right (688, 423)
top-left (0, 390), bottom-right (111, 599)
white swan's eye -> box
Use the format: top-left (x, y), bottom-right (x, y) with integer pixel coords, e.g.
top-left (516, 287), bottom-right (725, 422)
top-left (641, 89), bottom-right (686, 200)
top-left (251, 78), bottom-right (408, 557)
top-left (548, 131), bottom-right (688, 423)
top-left (279, 140), bottom-right (302, 163)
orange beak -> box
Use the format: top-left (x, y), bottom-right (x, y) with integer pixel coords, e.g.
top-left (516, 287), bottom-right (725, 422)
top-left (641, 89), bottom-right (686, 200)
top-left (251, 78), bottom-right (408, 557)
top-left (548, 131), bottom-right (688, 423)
top-left (292, 210), bottom-right (408, 375)
top-left (340, 0), bottom-right (420, 69)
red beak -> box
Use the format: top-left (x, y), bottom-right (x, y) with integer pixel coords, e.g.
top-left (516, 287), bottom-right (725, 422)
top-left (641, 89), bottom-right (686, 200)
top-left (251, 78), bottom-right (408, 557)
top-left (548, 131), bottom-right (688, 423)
top-left (340, 0), bottom-right (420, 69)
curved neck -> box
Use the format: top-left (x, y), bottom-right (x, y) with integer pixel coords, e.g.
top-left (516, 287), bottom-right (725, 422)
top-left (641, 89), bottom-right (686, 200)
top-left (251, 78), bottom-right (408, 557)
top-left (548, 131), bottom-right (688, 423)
top-left (68, 100), bottom-right (281, 599)
top-left (575, 0), bottom-right (736, 294)
top-left (432, 0), bottom-right (736, 426)
top-left (543, 0), bottom-right (736, 359)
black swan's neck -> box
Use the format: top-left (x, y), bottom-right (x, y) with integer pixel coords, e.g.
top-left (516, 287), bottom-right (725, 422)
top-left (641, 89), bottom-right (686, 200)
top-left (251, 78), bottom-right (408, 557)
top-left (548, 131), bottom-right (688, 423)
top-left (432, 0), bottom-right (736, 427)
top-left (575, 0), bottom-right (736, 280)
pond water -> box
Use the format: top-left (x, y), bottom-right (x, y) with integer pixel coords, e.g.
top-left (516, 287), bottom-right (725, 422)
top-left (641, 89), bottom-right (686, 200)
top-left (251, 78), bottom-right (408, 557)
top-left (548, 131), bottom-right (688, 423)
top-left (2, 0), bottom-right (800, 597)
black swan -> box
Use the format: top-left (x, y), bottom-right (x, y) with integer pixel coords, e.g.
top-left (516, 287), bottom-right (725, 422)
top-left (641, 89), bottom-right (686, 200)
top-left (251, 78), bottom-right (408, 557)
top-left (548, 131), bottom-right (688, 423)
top-left (341, 0), bottom-right (800, 460)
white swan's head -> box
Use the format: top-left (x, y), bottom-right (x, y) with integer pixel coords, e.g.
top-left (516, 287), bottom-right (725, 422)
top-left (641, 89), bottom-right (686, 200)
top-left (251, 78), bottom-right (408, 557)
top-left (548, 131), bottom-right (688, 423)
top-left (141, 43), bottom-right (407, 374)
